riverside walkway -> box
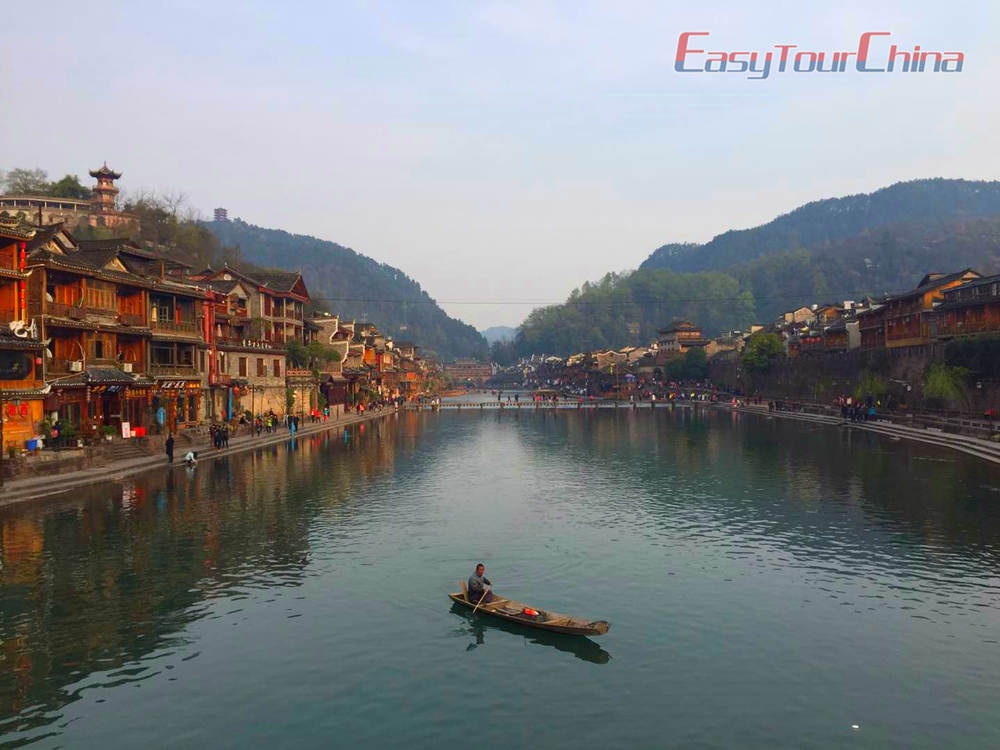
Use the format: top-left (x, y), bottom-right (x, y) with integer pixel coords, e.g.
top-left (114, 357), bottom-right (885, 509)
top-left (728, 402), bottom-right (1000, 466)
top-left (0, 407), bottom-right (398, 508)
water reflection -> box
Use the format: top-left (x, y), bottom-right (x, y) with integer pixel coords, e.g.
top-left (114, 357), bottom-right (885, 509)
top-left (448, 603), bottom-right (611, 664)
top-left (1, 408), bottom-right (1000, 748)
top-left (0, 416), bottom-right (406, 741)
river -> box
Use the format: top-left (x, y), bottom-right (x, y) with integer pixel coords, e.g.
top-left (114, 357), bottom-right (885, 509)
top-left (2, 407), bottom-right (1000, 748)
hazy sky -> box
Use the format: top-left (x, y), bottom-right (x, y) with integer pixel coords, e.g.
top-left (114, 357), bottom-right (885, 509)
top-left (4, 1), bottom-right (998, 330)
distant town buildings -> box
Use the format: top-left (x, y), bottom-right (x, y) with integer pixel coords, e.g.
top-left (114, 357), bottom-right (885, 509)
top-left (489, 267), bottom-right (1000, 396)
top-left (444, 358), bottom-right (493, 384)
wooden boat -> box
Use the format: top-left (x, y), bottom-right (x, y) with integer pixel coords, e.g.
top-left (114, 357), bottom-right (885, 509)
top-left (449, 582), bottom-right (609, 636)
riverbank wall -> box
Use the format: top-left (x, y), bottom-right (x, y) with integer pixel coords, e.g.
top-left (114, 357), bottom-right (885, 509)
top-left (709, 345), bottom-right (1000, 415)
top-left (0, 406), bottom-right (398, 508)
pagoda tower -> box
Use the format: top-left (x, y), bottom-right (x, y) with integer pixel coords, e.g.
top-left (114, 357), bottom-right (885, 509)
top-left (89, 163), bottom-right (122, 215)
top-left (86, 163), bottom-right (135, 229)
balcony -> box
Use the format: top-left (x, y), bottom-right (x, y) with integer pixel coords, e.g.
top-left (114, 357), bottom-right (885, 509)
top-left (49, 299), bottom-right (118, 317)
top-left (938, 319), bottom-right (1000, 337)
top-left (151, 319), bottom-right (201, 336)
top-left (48, 301), bottom-right (88, 319)
top-left (48, 358), bottom-right (136, 374)
top-left (119, 312), bottom-right (145, 327)
top-left (150, 363), bottom-right (198, 376)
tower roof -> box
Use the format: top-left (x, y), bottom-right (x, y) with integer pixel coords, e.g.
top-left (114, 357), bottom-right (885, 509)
top-left (89, 162), bottom-right (122, 179)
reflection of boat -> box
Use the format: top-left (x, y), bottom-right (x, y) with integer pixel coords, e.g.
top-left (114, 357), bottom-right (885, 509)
top-left (448, 587), bottom-right (609, 636)
top-left (449, 603), bottom-right (611, 664)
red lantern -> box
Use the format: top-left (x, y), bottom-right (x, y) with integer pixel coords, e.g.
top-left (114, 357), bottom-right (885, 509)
top-left (6, 404), bottom-right (15, 418)
top-left (19, 404), bottom-right (28, 417)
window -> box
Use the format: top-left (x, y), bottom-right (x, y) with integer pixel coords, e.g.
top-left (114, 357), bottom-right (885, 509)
top-left (0, 350), bottom-right (31, 380)
top-left (239, 357), bottom-right (247, 376)
top-left (152, 345), bottom-right (175, 365)
top-left (94, 339), bottom-right (104, 359)
top-left (273, 359), bottom-right (281, 377)
top-left (257, 357), bottom-right (265, 377)
top-left (200, 351), bottom-right (205, 373)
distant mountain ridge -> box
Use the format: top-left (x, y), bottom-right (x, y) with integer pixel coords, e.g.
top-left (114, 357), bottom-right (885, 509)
top-left (204, 219), bottom-right (487, 360)
top-left (641, 179), bottom-right (1000, 273)
top-left (480, 326), bottom-right (517, 344)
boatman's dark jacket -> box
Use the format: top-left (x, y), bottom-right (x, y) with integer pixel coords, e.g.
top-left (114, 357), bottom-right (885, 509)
top-left (468, 573), bottom-right (492, 599)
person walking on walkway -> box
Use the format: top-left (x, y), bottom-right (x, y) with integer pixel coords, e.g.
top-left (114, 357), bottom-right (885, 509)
top-left (165, 434), bottom-right (175, 464)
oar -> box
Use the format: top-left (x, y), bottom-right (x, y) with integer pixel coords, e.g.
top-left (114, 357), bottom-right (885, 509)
top-left (471, 586), bottom-right (492, 615)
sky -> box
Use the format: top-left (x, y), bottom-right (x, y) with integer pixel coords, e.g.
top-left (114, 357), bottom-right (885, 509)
top-left (3, 1), bottom-right (999, 330)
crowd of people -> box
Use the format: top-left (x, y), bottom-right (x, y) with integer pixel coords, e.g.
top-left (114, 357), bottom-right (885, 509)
top-left (836, 395), bottom-right (878, 423)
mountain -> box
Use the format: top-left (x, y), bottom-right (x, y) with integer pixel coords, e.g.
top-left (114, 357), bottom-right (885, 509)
top-left (480, 326), bottom-right (517, 344)
top-left (641, 179), bottom-right (1000, 273)
top-left (514, 179), bottom-right (1000, 356)
top-left (204, 219), bottom-right (487, 360)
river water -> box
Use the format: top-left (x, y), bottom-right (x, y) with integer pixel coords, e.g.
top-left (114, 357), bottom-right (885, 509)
top-left (2, 406), bottom-right (1000, 748)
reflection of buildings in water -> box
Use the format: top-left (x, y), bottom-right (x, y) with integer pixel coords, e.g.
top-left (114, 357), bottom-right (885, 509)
top-left (0, 516), bottom-right (44, 586)
top-left (0, 436), bottom-right (337, 728)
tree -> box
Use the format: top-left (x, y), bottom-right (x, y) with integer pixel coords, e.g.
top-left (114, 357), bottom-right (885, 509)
top-left (854, 369), bottom-right (888, 401)
top-left (682, 347), bottom-right (707, 379)
top-left (923, 362), bottom-right (970, 410)
top-left (489, 339), bottom-right (517, 366)
top-left (48, 174), bottom-right (92, 199)
top-left (285, 339), bottom-right (309, 369)
top-left (286, 340), bottom-right (341, 372)
top-left (740, 332), bottom-right (784, 373)
top-left (4, 168), bottom-right (49, 194)
top-left (306, 341), bottom-right (341, 371)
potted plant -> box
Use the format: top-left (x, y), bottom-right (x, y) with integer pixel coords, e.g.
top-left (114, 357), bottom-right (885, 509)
top-left (101, 425), bottom-right (116, 441)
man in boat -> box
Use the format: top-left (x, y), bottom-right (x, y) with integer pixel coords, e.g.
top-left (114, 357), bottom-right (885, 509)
top-left (468, 563), bottom-right (493, 605)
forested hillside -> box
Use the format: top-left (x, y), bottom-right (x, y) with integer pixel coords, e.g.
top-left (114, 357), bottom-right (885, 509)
top-left (642, 179), bottom-right (1000, 273)
top-left (516, 271), bottom-right (755, 356)
top-left (515, 181), bottom-right (1000, 357)
top-left (205, 220), bottom-right (487, 360)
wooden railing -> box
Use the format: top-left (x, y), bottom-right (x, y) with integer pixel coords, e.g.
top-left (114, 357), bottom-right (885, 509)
top-left (150, 363), bottom-right (198, 376)
top-left (119, 312), bottom-right (145, 327)
top-left (47, 301), bottom-right (87, 319)
top-left (937, 320), bottom-right (1000, 336)
top-left (151, 319), bottom-right (200, 335)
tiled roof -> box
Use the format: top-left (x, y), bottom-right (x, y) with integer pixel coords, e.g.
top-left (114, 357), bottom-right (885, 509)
top-left (253, 269), bottom-right (301, 292)
top-left (883, 269), bottom-right (979, 303)
top-left (0, 217), bottom-right (36, 241)
top-left (0, 333), bottom-right (44, 350)
top-left (658, 319), bottom-right (699, 334)
top-left (50, 367), bottom-right (153, 387)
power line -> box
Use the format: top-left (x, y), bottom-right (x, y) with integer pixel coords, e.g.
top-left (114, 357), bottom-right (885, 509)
top-left (308, 289), bottom-right (887, 307)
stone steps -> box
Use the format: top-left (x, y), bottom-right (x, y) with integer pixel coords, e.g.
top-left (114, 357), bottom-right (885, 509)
top-left (103, 440), bottom-right (152, 462)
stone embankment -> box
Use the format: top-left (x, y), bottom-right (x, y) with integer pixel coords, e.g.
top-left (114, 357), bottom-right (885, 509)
top-left (727, 403), bottom-right (1000, 465)
top-left (0, 407), bottom-right (398, 508)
